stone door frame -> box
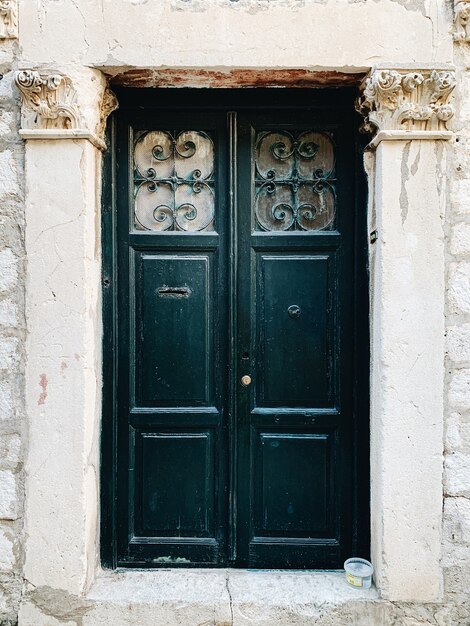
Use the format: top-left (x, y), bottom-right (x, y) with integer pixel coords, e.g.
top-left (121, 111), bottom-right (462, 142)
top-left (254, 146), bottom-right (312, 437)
top-left (15, 64), bottom-right (454, 604)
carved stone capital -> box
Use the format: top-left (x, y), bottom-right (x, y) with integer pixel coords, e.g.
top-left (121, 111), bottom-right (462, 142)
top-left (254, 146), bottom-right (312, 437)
top-left (453, 1), bottom-right (470, 42)
top-left (356, 68), bottom-right (456, 141)
top-left (15, 70), bottom-right (83, 130)
top-left (0, 0), bottom-right (18, 39)
top-left (15, 70), bottom-right (118, 150)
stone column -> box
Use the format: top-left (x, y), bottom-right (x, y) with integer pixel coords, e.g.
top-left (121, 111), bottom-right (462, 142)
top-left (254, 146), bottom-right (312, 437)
top-left (15, 68), bottom-right (116, 599)
top-left (357, 66), bottom-right (455, 602)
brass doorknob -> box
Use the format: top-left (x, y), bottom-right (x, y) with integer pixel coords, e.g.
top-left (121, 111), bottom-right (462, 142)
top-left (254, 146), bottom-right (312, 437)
top-left (241, 375), bottom-right (252, 386)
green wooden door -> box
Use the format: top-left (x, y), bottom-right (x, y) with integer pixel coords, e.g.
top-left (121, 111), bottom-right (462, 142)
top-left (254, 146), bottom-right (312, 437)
top-left (101, 89), bottom-right (369, 569)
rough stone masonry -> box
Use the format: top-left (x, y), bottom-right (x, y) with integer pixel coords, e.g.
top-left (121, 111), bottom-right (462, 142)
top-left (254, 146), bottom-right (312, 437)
top-left (0, 8), bottom-right (24, 624)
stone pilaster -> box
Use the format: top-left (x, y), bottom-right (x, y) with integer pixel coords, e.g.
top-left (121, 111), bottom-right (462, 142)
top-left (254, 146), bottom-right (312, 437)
top-left (17, 66), bottom-right (117, 595)
top-left (357, 65), bottom-right (452, 602)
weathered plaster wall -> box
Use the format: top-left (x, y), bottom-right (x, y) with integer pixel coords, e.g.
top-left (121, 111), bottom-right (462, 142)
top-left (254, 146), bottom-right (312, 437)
top-left (0, 33), bottom-right (24, 626)
top-left (18, 0), bottom-right (452, 72)
top-left (1, 0), bottom-right (470, 624)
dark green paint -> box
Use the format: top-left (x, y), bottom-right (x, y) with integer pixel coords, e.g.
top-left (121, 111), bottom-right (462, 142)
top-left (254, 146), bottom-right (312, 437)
top-left (101, 88), bottom-right (369, 569)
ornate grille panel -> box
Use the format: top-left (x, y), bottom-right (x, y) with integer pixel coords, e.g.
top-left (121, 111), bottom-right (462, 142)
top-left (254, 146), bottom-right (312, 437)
top-left (134, 130), bottom-right (215, 232)
top-left (254, 131), bottom-right (336, 231)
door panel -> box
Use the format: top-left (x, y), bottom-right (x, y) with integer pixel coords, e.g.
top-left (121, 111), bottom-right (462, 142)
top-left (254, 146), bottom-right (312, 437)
top-left (134, 252), bottom-right (213, 406)
top-left (256, 254), bottom-right (335, 407)
top-left (104, 90), bottom-right (368, 569)
top-left (137, 431), bottom-right (214, 536)
top-left (254, 432), bottom-right (332, 535)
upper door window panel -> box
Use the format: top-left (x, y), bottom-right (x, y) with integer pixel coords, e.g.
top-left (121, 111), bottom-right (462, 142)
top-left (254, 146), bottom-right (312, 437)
top-left (254, 131), bottom-right (336, 232)
top-left (134, 130), bottom-right (216, 232)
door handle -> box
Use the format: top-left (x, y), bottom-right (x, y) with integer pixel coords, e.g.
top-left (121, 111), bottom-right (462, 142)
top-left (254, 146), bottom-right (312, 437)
top-left (241, 375), bottom-right (252, 387)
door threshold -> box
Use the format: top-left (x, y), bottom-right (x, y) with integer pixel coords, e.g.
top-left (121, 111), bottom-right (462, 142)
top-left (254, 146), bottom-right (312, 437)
top-left (79, 569), bottom-right (378, 625)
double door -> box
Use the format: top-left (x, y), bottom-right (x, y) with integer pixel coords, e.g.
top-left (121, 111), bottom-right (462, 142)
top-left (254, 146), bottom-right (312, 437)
top-left (104, 90), bottom-right (368, 568)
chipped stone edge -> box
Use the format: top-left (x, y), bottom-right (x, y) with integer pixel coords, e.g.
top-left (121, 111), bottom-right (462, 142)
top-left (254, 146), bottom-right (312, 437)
top-left (369, 129), bottom-right (453, 149)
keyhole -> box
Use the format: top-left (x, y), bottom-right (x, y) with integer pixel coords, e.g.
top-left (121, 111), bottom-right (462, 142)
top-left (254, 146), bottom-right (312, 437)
top-left (288, 305), bottom-right (301, 319)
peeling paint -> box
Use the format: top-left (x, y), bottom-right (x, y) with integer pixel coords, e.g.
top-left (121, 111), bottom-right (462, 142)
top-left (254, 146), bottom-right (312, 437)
top-left (37, 374), bottom-right (48, 406)
top-left (410, 144), bottom-right (421, 177)
top-left (26, 585), bottom-right (93, 623)
top-left (400, 141), bottom-right (411, 226)
top-left (380, 0), bottom-right (426, 16)
top-left (170, 0), bottom-right (315, 13)
top-left (111, 68), bottom-right (365, 88)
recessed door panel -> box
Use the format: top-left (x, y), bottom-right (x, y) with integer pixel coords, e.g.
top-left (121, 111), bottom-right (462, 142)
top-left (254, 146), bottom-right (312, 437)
top-left (137, 431), bottom-right (214, 537)
top-left (254, 432), bottom-right (332, 536)
top-left (257, 254), bottom-right (335, 407)
top-left (133, 252), bottom-right (212, 407)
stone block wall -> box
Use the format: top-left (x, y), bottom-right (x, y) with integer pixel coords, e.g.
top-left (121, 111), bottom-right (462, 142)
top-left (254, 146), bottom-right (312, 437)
top-left (0, 37), bottom-right (24, 625)
top-left (444, 50), bottom-right (470, 611)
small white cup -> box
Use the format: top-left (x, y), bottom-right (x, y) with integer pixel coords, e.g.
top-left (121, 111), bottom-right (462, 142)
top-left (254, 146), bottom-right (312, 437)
top-left (344, 557), bottom-right (373, 589)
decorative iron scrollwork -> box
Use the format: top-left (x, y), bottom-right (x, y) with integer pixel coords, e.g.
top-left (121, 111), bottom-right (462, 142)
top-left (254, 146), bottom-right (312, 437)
top-left (134, 130), bottom-right (215, 232)
top-left (254, 131), bottom-right (336, 232)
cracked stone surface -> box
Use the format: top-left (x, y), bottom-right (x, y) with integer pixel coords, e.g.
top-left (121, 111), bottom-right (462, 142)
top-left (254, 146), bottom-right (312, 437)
top-left (18, 570), bottom-right (470, 625)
